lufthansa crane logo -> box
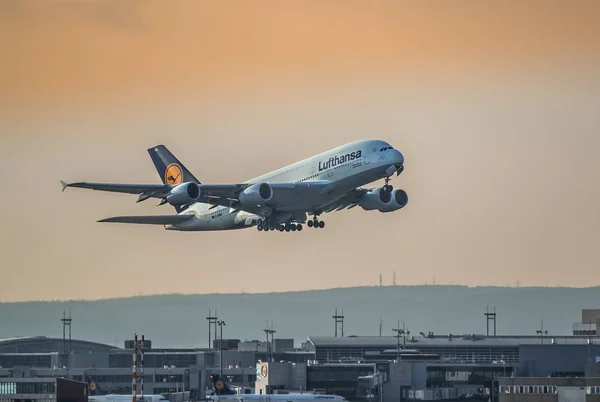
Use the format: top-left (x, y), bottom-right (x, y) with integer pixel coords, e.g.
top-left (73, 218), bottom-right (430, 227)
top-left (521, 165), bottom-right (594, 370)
top-left (261, 365), bottom-right (268, 378)
top-left (215, 380), bottom-right (225, 390)
top-left (89, 381), bottom-right (97, 391)
top-left (165, 163), bottom-right (183, 185)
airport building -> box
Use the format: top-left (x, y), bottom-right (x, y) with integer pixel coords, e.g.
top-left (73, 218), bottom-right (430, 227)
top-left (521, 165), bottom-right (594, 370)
top-left (1, 309), bottom-right (600, 402)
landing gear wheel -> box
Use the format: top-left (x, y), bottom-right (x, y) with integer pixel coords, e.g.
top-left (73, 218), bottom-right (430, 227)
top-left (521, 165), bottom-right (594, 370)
top-left (285, 226), bottom-right (291, 232)
top-left (307, 220), bottom-right (313, 228)
top-left (297, 224), bottom-right (303, 231)
top-left (383, 177), bottom-right (393, 193)
top-left (291, 224), bottom-right (297, 231)
top-left (278, 226), bottom-right (284, 232)
top-left (318, 220), bottom-right (325, 228)
top-left (257, 224), bottom-right (263, 231)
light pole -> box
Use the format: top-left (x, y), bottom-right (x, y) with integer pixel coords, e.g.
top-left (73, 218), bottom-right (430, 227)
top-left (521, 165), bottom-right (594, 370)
top-left (217, 320), bottom-right (226, 376)
top-left (536, 321), bottom-right (547, 344)
top-left (392, 320), bottom-right (402, 360)
top-left (392, 321), bottom-right (410, 359)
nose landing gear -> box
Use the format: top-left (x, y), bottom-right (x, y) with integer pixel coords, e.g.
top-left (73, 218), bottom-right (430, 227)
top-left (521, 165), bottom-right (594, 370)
top-left (383, 176), bottom-right (393, 193)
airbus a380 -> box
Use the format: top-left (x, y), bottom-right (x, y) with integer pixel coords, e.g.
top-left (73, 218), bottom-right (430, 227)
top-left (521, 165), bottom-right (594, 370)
top-left (61, 139), bottom-right (407, 232)
top-left (207, 375), bottom-right (347, 402)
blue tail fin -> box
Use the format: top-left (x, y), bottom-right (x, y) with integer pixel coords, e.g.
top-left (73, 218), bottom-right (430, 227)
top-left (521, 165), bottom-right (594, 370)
top-left (147, 145), bottom-right (201, 213)
top-left (210, 374), bottom-right (236, 395)
top-left (86, 376), bottom-right (102, 396)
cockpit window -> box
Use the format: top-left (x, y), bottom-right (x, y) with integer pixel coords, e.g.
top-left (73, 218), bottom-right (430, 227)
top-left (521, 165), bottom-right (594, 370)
top-left (379, 146), bottom-right (393, 151)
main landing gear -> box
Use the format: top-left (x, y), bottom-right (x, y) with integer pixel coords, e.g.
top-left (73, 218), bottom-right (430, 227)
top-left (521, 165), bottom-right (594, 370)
top-left (256, 219), bottom-right (303, 232)
top-left (306, 215), bottom-right (325, 229)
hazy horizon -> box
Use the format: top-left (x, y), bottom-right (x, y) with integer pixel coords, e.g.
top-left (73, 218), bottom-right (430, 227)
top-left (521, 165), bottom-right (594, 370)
top-left (3, 284), bottom-right (600, 305)
top-left (2, 286), bottom-right (599, 348)
top-left (2, 1), bottom-right (600, 302)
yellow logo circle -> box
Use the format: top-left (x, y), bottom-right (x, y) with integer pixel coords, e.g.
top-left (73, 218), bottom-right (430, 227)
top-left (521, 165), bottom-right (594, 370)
top-left (215, 380), bottom-right (224, 389)
top-left (89, 382), bottom-right (97, 391)
top-left (165, 163), bottom-right (183, 185)
top-left (261, 366), bottom-right (268, 377)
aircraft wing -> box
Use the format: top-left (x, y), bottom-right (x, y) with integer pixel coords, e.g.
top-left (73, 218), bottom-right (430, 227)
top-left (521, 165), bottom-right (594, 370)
top-left (197, 181), bottom-right (331, 214)
top-left (61, 179), bottom-right (332, 215)
top-left (61, 181), bottom-right (172, 199)
top-left (98, 215), bottom-right (195, 225)
top-left (315, 187), bottom-right (369, 214)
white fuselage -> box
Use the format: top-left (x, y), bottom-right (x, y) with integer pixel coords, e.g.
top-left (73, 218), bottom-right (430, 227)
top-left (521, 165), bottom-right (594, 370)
top-left (169, 139), bottom-right (403, 231)
top-left (208, 395), bottom-right (347, 402)
top-left (89, 396), bottom-right (169, 402)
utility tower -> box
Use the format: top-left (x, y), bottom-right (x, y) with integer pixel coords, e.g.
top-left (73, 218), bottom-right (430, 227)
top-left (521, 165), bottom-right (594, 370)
top-left (333, 308), bottom-right (345, 337)
top-left (206, 310), bottom-right (217, 349)
top-left (263, 320), bottom-right (275, 362)
top-left (485, 306), bottom-right (497, 336)
top-left (61, 310), bottom-right (72, 354)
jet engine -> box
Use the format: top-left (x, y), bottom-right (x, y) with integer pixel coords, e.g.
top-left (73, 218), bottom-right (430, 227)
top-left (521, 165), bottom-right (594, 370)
top-left (359, 187), bottom-right (393, 211)
top-left (378, 189), bottom-right (408, 212)
top-left (166, 182), bottom-right (201, 206)
top-left (239, 183), bottom-right (273, 206)
top-left (359, 187), bottom-right (408, 212)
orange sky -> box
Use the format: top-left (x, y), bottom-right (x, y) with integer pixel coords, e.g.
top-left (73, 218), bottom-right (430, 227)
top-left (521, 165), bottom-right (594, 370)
top-left (1, 1), bottom-right (600, 301)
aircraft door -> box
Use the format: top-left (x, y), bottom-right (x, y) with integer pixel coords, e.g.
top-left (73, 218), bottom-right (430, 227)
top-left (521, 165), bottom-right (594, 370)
top-left (365, 149), bottom-right (371, 164)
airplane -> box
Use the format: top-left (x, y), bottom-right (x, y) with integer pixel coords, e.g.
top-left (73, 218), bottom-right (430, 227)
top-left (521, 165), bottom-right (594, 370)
top-left (207, 374), bottom-right (347, 402)
top-left (86, 377), bottom-right (169, 402)
top-left (61, 139), bottom-right (407, 232)
top-left (89, 395), bottom-right (169, 402)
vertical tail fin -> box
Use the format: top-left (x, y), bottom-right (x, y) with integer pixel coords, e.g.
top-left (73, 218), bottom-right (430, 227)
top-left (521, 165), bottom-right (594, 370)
top-left (210, 374), bottom-right (236, 395)
top-left (86, 376), bottom-right (102, 396)
top-left (147, 145), bottom-right (201, 213)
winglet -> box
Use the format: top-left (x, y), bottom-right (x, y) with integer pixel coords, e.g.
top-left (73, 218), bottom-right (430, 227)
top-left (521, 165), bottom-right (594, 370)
top-left (60, 181), bottom-right (69, 192)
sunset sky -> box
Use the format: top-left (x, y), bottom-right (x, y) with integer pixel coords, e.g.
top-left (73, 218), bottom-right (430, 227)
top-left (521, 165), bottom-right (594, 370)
top-left (1, 1), bottom-right (600, 302)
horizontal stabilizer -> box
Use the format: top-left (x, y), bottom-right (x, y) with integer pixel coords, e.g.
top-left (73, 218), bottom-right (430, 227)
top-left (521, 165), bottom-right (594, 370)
top-left (61, 181), bottom-right (169, 195)
top-left (97, 215), bottom-right (195, 225)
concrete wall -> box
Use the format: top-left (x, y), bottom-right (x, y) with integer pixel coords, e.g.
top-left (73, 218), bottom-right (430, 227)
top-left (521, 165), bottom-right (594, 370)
top-left (382, 362), bottom-right (427, 402)
top-left (582, 310), bottom-right (600, 324)
top-left (217, 351), bottom-right (256, 370)
top-left (68, 353), bottom-right (110, 369)
top-left (255, 362), bottom-right (307, 394)
top-left (272, 340), bottom-right (294, 353)
top-left (519, 345), bottom-right (600, 376)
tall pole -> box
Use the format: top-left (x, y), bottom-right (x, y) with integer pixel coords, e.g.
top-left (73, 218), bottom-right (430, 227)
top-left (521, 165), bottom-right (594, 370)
top-left (140, 335), bottom-right (145, 401)
top-left (218, 320), bottom-right (226, 376)
top-left (392, 320), bottom-right (401, 360)
top-left (270, 322), bottom-right (276, 363)
top-left (536, 321), bottom-right (547, 344)
top-left (207, 310), bottom-right (217, 350)
top-left (214, 309), bottom-right (218, 350)
top-left (132, 334), bottom-right (137, 402)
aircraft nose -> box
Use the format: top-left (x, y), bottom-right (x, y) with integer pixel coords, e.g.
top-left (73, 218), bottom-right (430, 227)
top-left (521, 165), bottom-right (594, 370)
top-left (392, 149), bottom-right (404, 166)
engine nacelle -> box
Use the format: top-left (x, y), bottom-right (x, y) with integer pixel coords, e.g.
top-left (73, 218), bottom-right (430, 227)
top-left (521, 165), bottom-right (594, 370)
top-left (359, 187), bottom-right (393, 211)
top-left (378, 189), bottom-right (408, 212)
top-left (239, 183), bottom-right (273, 206)
top-left (166, 182), bottom-right (201, 206)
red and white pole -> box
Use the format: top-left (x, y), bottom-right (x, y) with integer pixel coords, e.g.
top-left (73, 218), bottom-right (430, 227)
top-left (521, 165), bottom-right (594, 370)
top-left (141, 335), bottom-right (145, 401)
top-left (132, 334), bottom-right (138, 402)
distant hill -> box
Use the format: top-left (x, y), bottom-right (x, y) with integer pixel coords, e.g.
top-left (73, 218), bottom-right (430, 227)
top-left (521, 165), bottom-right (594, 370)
top-left (1, 285), bottom-right (599, 349)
